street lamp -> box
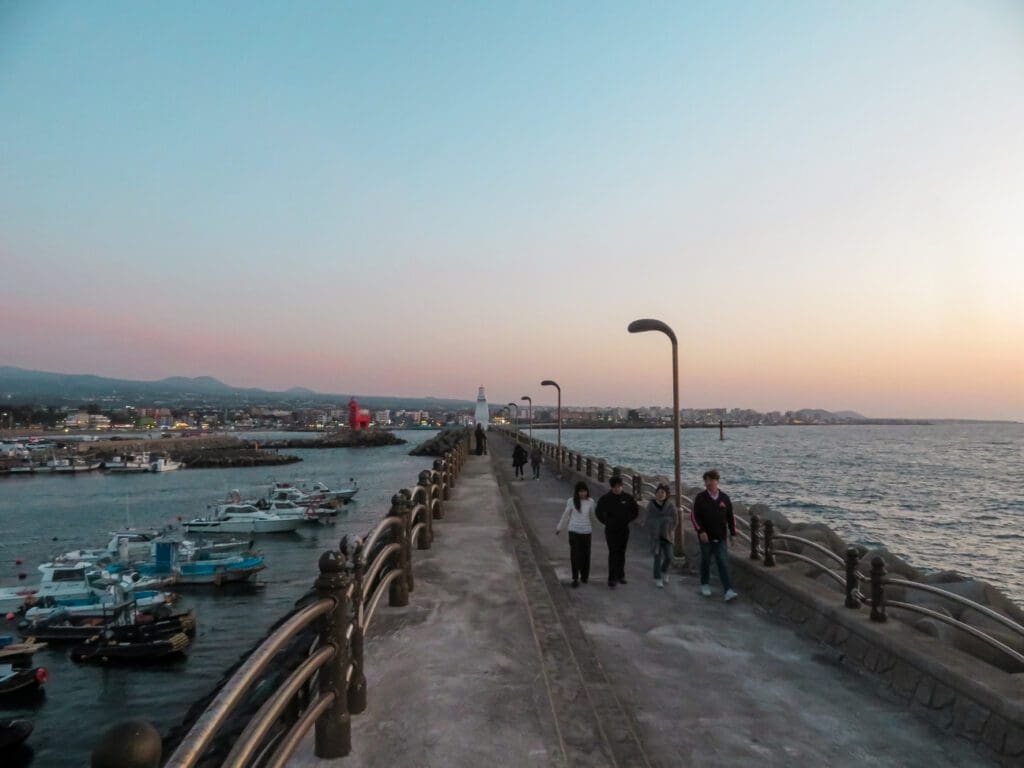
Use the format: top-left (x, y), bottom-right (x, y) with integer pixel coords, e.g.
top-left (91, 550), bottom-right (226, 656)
top-left (628, 318), bottom-right (684, 557)
top-left (520, 396), bottom-right (532, 441)
top-left (540, 379), bottom-right (561, 477)
top-left (507, 402), bottom-right (520, 440)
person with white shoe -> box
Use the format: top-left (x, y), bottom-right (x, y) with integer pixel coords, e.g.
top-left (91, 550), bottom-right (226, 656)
top-left (644, 483), bottom-right (677, 588)
top-left (691, 469), bottom-right (739, 602)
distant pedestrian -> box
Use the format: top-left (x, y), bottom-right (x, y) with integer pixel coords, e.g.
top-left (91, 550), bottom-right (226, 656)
top-left (691, 469), bottom-right (738, 602)
top-left (474, 424), bottom-right (487, 456)
top-left (529, 444), bottom-right (542, 479)
top-left (595, 475), bottom-right (639, 588)
top-left (645, 483), bottom-right (677, 588)
top-left (556, 481), bottom-right (594, 587)
top-left (512, 443), bottom-right (528, 479)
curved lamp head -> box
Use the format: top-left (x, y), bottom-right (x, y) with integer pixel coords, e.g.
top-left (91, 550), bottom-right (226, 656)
top-left (520, 396), bottom-right (531, 403)
top-left (540, 379), bottom-right (560, 391)
top-left (628, 318), bottom-right (677, 344)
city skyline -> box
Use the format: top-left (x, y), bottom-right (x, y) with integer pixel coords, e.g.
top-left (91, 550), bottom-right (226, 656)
top-left (2, 3), bottom-right (1022, 421)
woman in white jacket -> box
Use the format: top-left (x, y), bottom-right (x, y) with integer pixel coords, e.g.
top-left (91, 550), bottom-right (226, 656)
top-left (556, 481), bottom-right (595, 588)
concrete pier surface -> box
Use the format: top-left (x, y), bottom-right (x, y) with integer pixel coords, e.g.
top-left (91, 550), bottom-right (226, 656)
top-left (293, 436), bottom-right (992, 767)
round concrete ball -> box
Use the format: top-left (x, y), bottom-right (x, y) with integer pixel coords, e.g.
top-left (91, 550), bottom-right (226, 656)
top-left (391, 493), bottom-right (404, 506)
top-left (91, 721), bottom-right (162, 768)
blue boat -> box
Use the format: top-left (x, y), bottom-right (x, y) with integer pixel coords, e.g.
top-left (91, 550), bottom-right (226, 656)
top-left (136, 542), bottom-right (265, 586)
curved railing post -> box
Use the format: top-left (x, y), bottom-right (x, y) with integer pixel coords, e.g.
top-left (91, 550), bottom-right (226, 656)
top-left (346, 538), bottom-right (367, 714)
top-left (632, 474), bottom-right (642, 500)
top-left (575, 453), bottom-right (582, 472)
top-left (870, 557), bottom-right (887, 622)
top-left (314, 550), bottom-right (352, 758)
top-left (415, 473), bottom-right (434, 548)
top-left (845, 548), bottom-right (861, 609)
top-left (387, 495), bottom-right (410, 607)
top-left (749, 514), bottom-right (760, 561)
top-left (598, 460), bottom-right (606, 483)
top-left (763, 519), bottom-right (776, 567)
top-left (91, 721), bottom-right (162, 768)
top-left (586, 457), bottom-right (592, 477)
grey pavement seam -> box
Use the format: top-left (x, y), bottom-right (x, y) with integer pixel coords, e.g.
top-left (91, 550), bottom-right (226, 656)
top-left (494, 454), bottom-right (655, 768)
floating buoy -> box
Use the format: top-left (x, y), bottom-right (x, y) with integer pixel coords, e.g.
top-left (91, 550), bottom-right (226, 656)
top-left (35, 667), bottom-right (48, 684)
top-left (17, 573), bottom-right (27, 580)
top-left (15, 559), bottom-right (22, 565)
top-left (5, 612), bottom-right (15, 620)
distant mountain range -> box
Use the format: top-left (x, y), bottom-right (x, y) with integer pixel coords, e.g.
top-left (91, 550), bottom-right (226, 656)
top-left (0, 366), bottom-right (474, 411)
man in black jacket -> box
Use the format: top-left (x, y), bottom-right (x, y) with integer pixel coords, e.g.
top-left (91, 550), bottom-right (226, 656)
top-left (595, 475), bottom-right (639, 588)
top-left (690, 469), bottom-right (739, 602)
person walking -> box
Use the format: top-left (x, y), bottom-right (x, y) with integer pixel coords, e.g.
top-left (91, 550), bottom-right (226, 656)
top-left (595, 475), bottom-right (639, 588)
top-left (512, 443), bottom-right (528, 480)
top-left (691, 469), bottom-right (739, 602)
top-left (474, 423), bottom-right (485, 456)
top-left (556, 481), bottom-right (595, 588)
top-left (529, 443), bottom-right (542, 479)
top-left (645, 483), bottom-right (677, 588)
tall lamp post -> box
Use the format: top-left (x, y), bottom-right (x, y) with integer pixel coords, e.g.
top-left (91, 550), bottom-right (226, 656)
top-left (540, 379), bottom-right (561, 478)
top-left (520, 396), bottom-right (532, 442)
top-left (507, 402), bottom-right (520, 441)
top-left (628, 319), bottom-right (684, 557)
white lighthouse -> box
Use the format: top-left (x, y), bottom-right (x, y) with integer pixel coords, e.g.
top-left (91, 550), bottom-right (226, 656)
top-left (474, 386), bottom-right (489, 428)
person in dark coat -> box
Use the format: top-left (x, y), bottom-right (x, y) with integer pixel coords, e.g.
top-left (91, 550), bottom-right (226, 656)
top-left (512, 443), bottom-right (528, 479)
top-left (474, 424), bottom-right (487, 456)
top-left (595, 475), bottom-right (639, 588)
top-left (691, 468), bottom-right (738, 602)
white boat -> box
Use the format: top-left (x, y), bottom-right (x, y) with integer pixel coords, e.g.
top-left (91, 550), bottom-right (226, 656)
top-left (257, 499), bottom-right (328, 523)
top-left (105, 454), bottom-right (152, 473)
top-left (183, 504), bottom-right (303, 534)
top-left (265, 479), bottom-right (359, 505)
top-left (0, 561), bottom-right (168, 614)
top-left (22, 588), bottom-right (170, 620)
top-left (150, 454), bottom-right (183, 472)
top-left (44, 457), bottom-right (103, 474)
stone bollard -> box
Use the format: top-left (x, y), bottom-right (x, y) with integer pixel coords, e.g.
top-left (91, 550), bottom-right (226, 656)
top-left (845, 548), bottom-right (861, 609)
top-left (344, 537), bottom-right (368, 714)
top-left (414, 475), bottom-right (434, 547)
top-left (575, 453), bottom-right (582, 472)
top-left (763, 519), bottom-right (776, 567)
top-left (314, 550), bottom-right (353, 758)
top-left (632, 474), bottom-right (642, 500)
top-left (91, 721), bottom-right (162, 768)
top-left (598, 460), bottom-right (606, 483)
top-left (749, 514), bottom-right (760, 560)
top-left (586, 457), bottom-right (592, 477)
top-left (870, 557), bottom-right (887, 622)
top-left (434, 459), bottom-right (450, 499)
top-left (387, 495), bottom-right (410, 607)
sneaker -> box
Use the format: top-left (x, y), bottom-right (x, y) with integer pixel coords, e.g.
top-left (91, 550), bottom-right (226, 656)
top-left (608, 581), bottom-right (616, 589)
top-left (662, 575), bottom-right (669, 585)
top-left (571, 580), bottom-right (579, 589)
top-left (580, 578), bottom-right (588, 584)
top-left (700, 585), bottom-right (712, 597)
top-left (618, 578), bottom-right (628, 585)
top-left (724, 589), bottom-right (739, 602)
top-left (655, 579), bottom-right (664, 589)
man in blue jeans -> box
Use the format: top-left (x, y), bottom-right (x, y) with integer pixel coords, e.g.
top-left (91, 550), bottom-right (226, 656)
top-left (690, 469), bottom-right (739, 602)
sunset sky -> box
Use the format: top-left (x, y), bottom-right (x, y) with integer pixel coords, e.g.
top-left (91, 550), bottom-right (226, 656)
top-left (2, 2), bottom-right (1022, 420)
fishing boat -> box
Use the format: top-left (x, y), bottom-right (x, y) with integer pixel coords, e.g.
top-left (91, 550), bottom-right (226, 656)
top-left (69, 629), bottom-right (192, 663)
top-left (0, 561), bottom-right (170, 615)
top-left (0, 665), bottom-right (47, 702)
top-left (265, 479), bottom-right (359, 505)
top-left (136, 542), bottom-right (265, 586)
top-left (18, 605), bottom-right (196, 644)
top-left (0, 637), bottom-right (47, 665)
top-left (183, 503), bottom-right (302, 534)
top-left (22, 587), bottom-right (171, 621)
top-left (106, 452), bottom-right (183, 473)
top-left (43, 457), bottom-right (103, 474)
top-left (0, 717), bottom-right (34, 752)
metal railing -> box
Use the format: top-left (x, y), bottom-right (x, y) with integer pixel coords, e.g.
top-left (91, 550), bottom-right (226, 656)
top-left (91, 434), bottom-right (469, 768)
top-left (496, 425), bottom-right (1024, 672)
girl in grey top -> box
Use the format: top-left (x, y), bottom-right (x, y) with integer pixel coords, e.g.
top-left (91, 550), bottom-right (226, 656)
top-left (645, 483), bottom-right (677, 588)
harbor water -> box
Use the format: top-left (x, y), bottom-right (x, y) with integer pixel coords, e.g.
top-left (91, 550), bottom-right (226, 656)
top-left (550, 422), bottom-right (1024, 604)
top-left (0, 431), bottom-right (437, 767)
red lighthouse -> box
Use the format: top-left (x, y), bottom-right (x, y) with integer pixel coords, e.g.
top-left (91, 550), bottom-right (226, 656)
top-left (348, 399), bottom-right (371, 430)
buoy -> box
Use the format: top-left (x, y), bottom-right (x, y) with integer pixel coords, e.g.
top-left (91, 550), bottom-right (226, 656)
top-left (15, 559), bottom-right (22, 565)
top-left (5, 612), bottom-right (15, 620)
top-left (35, 667), bottom-right (48, 684)
top-left (17, 572), bottom-right (27, 580)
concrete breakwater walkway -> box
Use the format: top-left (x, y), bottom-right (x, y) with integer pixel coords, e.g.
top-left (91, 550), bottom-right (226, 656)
top-left (294, 438), bottom-right (990, 767)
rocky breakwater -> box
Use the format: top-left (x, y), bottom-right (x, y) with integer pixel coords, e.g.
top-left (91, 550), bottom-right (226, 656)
top-left (79, 435), bottom-right (301, 469)
top-left (409, 426), bottom-right (470, 457)
top-left (253, 428), bottom-right (406, 450)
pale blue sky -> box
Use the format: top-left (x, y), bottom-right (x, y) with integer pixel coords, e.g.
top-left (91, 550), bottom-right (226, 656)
top-left (2, 2), bottom-right (1022, 418)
